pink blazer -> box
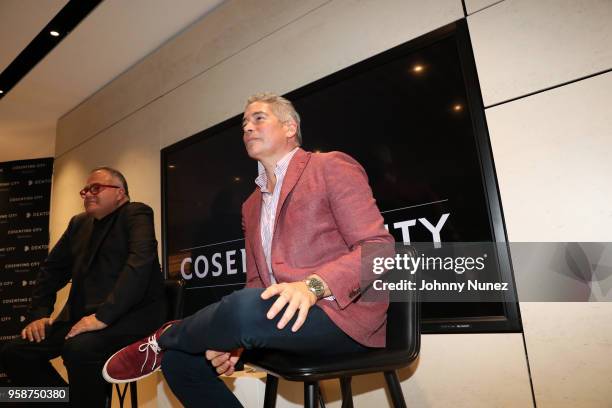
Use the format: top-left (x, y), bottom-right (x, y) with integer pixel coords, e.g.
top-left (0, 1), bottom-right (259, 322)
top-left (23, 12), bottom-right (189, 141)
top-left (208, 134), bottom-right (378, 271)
top-left (242, 148), bottom-right (394, 347)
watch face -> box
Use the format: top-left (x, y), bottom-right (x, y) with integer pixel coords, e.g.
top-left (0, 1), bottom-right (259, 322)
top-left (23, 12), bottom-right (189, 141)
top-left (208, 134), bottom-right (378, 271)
top-left (308, 278), bottom-right (324, 297)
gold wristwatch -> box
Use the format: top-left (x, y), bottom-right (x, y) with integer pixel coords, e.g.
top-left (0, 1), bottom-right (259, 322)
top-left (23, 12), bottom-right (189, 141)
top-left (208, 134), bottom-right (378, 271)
top-left (304, 277), bottom-right (325, 300)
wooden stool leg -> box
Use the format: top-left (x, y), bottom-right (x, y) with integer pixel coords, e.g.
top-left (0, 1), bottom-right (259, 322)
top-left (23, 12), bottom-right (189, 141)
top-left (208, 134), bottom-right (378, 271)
top-left (263, 375), bottom-right (279, 408)
top-left (384, 371), bottom-right (407, 408)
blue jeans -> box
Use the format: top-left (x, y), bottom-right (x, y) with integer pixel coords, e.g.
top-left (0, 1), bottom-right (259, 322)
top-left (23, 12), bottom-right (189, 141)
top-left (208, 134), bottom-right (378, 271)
top-left (159, 288), bottom-right (367, 407)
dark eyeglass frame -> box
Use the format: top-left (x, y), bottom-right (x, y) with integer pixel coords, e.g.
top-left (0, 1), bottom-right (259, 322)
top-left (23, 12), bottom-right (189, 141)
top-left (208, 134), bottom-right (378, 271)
top-left (79, 183), bottom-right (122, 198)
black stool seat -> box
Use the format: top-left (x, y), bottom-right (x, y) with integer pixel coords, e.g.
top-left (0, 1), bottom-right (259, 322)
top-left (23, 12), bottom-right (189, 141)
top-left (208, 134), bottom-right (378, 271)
top-left (245, 347), bottom-right (418, 382)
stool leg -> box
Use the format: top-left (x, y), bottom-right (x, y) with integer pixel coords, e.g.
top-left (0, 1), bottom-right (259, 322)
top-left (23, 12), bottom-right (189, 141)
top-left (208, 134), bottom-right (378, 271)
top-left (263, 375), bottom-right (279, 408)
top-left (304, 381), bottom-right (319, 408)
top-left (384, 371), bottom-right (407, 408)
top-left (319, 390), bottom-right (327, 408)
top-left (115, 383), bottom-right (128, 407)
top-left (130, 381), bottom-right (138, 407)
top-left (340, 377), bottom-right (354, 408)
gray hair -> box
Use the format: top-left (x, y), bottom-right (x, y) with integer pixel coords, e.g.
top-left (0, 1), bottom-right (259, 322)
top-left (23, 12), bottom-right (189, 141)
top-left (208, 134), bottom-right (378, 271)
top-left (91, 166), bottom-right (130, 199)
top-left (246, 93), bottom-right (302, 145)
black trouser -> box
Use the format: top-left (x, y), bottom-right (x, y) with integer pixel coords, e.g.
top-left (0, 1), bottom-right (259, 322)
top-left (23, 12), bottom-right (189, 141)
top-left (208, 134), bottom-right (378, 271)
top-left (159, 288), bottom-right (369, 408)
top-left (0, 320), bottom-right (145, 408)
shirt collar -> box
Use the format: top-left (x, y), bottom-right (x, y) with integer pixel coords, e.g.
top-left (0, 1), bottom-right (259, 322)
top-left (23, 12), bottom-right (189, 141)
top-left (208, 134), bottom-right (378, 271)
top-left (255, 147), bottom-right (299, 193)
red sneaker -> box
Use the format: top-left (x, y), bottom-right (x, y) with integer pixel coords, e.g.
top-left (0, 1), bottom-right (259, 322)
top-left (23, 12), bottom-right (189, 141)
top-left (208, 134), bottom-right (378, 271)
top-left (102, 320), bottom-right (178, 383)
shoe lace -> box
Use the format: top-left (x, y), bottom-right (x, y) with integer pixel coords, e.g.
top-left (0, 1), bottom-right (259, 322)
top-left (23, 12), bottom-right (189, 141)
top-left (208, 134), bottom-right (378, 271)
top-left (137, 335), bottom-right (161, 373)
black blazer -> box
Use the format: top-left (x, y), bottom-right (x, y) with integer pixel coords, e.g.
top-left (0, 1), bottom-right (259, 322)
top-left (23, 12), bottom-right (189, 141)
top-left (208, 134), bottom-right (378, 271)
top-left (29, 202), bottom-right (165, 334)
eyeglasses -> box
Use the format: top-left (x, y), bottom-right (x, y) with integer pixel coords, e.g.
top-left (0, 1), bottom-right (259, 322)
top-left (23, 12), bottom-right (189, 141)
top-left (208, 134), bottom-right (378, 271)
top-left (79, 183), bottom-right (121, 198)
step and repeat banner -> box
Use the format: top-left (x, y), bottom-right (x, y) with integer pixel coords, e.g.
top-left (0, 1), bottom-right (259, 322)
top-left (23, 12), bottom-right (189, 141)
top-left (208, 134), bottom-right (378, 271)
top-left (0, 158), bottom-right (53, 384)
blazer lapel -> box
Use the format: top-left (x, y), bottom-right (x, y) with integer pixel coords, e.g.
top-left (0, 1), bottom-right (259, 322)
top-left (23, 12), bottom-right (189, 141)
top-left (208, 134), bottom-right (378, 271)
top-left (273, 148), bottom-right (310, 231)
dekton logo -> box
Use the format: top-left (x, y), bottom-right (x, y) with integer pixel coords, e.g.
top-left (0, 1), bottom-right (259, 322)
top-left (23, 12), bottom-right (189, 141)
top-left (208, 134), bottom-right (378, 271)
top-left (28, 178), bottom-right (51, 185)
top-left (27, 211), bottom-right (49, 218)
top-left (24, 244), bottom-right (48, 252)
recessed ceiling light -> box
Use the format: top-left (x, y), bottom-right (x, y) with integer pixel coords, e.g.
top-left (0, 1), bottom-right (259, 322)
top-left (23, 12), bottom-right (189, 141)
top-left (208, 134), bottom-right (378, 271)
top-left (412, 65), bottom-right (424, 73)
top-left (453, 104), bottom-right (463, 111)
top-left (168, 165), bottom-right (176, 169)
top-left (0, 90), bottom-right (4, 94)
top-left (50, 31), bottom-right (60, 37)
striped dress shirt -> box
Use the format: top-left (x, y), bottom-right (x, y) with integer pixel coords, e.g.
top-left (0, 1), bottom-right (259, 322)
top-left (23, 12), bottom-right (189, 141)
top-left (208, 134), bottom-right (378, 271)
top-left (255, 147), bottom-right (299, 284)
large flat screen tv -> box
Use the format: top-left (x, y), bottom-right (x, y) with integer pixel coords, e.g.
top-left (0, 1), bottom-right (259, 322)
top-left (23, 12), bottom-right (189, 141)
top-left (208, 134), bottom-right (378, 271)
top-left (161, 20), bottom-right (522, 333)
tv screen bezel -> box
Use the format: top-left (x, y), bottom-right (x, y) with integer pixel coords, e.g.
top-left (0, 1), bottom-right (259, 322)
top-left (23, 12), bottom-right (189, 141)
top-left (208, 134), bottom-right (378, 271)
top-left (160, 19), bottom-right (523, 334)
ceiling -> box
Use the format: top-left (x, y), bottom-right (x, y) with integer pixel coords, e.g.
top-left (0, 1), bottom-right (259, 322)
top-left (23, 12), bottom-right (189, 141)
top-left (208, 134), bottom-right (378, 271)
top-left (0, 0), bottom-right (224, 162)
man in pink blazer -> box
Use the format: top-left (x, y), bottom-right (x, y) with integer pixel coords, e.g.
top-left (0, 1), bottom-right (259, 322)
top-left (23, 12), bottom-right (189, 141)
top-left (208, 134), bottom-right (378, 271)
top-left (102, 93), bottom-right (394, 407)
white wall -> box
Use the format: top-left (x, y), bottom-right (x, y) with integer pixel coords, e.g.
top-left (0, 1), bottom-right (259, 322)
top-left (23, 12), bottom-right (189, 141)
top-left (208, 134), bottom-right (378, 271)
top-left (0, 131), bottom-right (55, 163)
top-left (51, 0), bottom-right (612, 406)
top-left (469, 0), bottom-right (612, 406)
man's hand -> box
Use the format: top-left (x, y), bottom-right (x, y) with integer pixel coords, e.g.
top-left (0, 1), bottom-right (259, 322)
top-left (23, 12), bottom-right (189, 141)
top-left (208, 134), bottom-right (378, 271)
top-left (21, 317), bottom-right (53, 342)
top-left (205, 348), bottom-right (244, 376)
top-left (65, 314), bottom-right (107, 339)
top-left (261, 281), bottom-right (317, 332)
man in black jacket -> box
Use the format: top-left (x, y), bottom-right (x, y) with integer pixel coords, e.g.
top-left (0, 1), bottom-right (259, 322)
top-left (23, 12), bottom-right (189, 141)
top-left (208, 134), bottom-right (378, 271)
top-left (0, 167), bottom-right (165, 407)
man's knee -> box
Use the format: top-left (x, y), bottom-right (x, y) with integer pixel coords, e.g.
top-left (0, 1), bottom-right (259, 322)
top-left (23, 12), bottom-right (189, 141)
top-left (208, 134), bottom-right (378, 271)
top-left (0, 340), bottom-right (21, 367)
top-left (61, 334), bottom-right (104, 365)
top-left (220, 288), bottom-right (269, 326)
